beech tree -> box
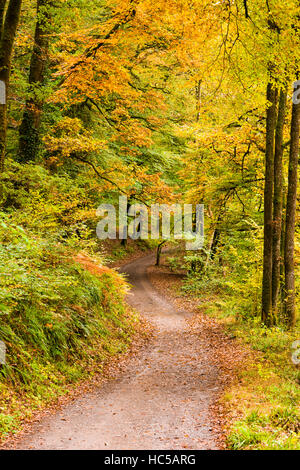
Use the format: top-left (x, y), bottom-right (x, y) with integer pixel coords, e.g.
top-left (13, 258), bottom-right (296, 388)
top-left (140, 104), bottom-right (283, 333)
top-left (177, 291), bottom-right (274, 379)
top-left (284, 80), bottom-right (300, 328)
top-left (0, 0), bottom-right (298, 331)
top-left (262, 82), bottom-right (278, 326)
top-left (272, 88), bottom-right (287, 317)
top-left (0, 0), bottom-right (22, 171)
top-left (18, 0), bottom-right (51, 162)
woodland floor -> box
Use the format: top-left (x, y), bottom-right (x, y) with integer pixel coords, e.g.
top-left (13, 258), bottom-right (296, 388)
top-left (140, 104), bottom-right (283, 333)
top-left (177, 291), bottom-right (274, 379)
top-left (2, 252), bottom-right (248, 450)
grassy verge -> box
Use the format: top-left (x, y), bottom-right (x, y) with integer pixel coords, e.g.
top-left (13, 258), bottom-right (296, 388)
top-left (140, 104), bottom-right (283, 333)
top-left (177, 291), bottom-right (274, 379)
top-left (157, 252), bottom-right (300, 450)
top-left (0, 218), bottom-right (141, 442)
top-left (205, 302), bottom-right (300, 450)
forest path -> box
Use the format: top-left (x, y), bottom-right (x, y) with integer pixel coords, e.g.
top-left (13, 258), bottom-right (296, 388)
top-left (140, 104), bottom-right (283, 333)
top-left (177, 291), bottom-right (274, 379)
top-left (13, 253), bottom-right (221, 450)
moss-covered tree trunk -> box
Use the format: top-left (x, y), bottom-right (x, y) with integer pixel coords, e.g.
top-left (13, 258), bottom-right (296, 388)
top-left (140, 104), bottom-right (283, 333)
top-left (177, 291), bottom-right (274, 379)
top-left (272, 88), bottom-right (287, 317)
top-left (0, 0), bottom-right (22, 171)
top-left (262, 82), bottom-right (277, 326)
top-left (19, 0), bottom-right (50, 162)
top-left (284, 82), bottom-right (300, 328)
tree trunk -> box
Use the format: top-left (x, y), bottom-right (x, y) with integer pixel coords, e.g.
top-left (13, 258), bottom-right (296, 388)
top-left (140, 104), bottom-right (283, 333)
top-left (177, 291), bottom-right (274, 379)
top-left (272, 88), bottom-right (287, 317)
top-left (156, 241), bottom-right (165, 266)
top-left (284, 82), bottom-right (300, 328)
top-left (195, 79), bottom-right (202, 122)
top-left (120, 237), bottom-right (127, 247)
top-left (262, 82), bottom-right (277, 326)
top-left (19, 0), bottom-right (50, 162)
top-left (210, 226), bottom-right (220, 260)
top-left (0, 0), bottom-right (23, 171)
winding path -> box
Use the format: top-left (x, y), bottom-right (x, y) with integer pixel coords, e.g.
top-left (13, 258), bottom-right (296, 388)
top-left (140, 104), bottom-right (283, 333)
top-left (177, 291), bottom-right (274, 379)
top-left (14, 254), bottom-right (220, 450)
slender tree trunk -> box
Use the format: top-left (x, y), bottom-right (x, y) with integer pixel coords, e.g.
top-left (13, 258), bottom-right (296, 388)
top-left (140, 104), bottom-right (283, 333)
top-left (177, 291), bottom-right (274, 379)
top-left (156, 241), bottom-right (166, 266)
top-left (272, 88), bottom-right (287, 317)
top-left (0, 0), bottom-right (23, 171)
top-left (19, 0), bottom-right (50, 162)
top-left (206, 212), bottom-right (222, 263)
top-left (195, 79), bottom-right (202, 122)
top-left (120, 237), bottom-right (127, 247)
top-left (0, 93), bottom-right (7, 172)
top-left (0, 0), bottom-right (22, 171)
top-left (262, 82), bottom-right (278, 325)
top-left (284, 82), bottom-right (300, 328)
top-left (210, 226), bottom-right (220, 260)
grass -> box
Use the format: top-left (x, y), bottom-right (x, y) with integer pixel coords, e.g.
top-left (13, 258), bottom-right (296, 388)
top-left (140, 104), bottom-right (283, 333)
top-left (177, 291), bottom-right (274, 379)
top-left (222, 317), bottom-right (300, 449)
top-left (199, 300), bottom-right (299, 449)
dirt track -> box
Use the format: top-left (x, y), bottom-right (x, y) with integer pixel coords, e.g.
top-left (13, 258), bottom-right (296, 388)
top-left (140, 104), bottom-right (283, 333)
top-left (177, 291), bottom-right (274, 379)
top-left (13, 254), bottom-right (221, 450)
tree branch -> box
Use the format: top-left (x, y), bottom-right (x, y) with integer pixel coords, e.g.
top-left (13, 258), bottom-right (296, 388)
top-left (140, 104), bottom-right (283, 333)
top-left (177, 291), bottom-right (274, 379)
top-left (243, 0), bottom-right (250, 18)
